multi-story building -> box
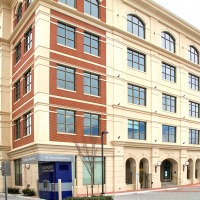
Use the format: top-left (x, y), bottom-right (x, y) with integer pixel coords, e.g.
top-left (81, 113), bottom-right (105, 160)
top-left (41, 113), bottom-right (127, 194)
top-left (1, 0), bottom-right (200, 197)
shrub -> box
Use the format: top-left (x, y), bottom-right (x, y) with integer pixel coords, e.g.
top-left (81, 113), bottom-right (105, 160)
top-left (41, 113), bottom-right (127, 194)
top-left (64, 196), bottom-right (114, 200)
top-left (8, 187), bottom-right (20, 194)
top-left (22, 188), bottom-right (36, 196)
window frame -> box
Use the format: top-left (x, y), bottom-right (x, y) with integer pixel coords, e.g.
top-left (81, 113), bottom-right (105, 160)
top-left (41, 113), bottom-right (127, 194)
top-left (84, 32), bottom-right (99, 56)
top-left (84, 72), bottom-right (99, 96)
top-left (128, 84), bottom-right (146, 106)
top-left (162, 93), bottom-right (176, 113)
top-left (15, 118), bottom-right (20, 140)
top-left (161, 32), bottom-right (175, 53)
top-left (127, 14), bottom-right (145, 39)
top-left (84, 113), bottom-right (99, 136)
top-left (128, 119), bottom-right (146, 140)
top-left (15, 42), bottom-right (21, 63)
top-left (162, 62), bottom-right (176, 82)
top-left (16, 3), bottom-right (22, 23)
top-left (24, 112), bottom-right (31, 136)
top-left (14, 80), bottom-right (20, 101)
top-left (57, 65), bottom-right (75, 91)
top-left (189, 73), bottom-right (199, 91)
top-left (127, 48), bottom-right (145, 72)
top-left (25, 28), bottom-right (32, 52)
top-left (189, 129), bottom-right (199, 145)
top-left (189, 101), bottom-right (200, 118)
top-left (162, 125), bottom-right (176, 143)
top-left (57, 109), bottom-right (75, 134)
top-left (188, 46), bottom-right (199, 64)
top-left (84, 0), bottom-right (99, 18)
top-left (57, 22), bottom-right (75, 48)
top-left (24, 70), bottom-right (31, 94)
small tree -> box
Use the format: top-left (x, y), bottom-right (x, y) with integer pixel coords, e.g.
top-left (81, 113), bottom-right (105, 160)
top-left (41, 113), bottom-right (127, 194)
top-left (75, 137), bottom-right (98, 196)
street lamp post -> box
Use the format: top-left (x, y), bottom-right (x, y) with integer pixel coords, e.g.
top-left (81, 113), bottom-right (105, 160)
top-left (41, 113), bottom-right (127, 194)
top-left (101, 131), bottom-right (108, 195)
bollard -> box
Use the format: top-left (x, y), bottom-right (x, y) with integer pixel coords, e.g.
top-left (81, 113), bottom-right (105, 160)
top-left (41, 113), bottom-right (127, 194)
top-left (58, 179), bottom-right (62, 200)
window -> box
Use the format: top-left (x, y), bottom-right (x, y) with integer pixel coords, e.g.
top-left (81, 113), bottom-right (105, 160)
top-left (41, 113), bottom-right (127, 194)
top-left (83, 157), bottom-right (104, 185)
top-left (24, 70), bottom-right (31, 94)
top-left (127, 14), bottom-right (145, 39)
top-left (26, 0), bottom-right (33, 9)
top-left (128, 84), bottom-right (146, 106)
top-left (189, 74), bottom-right (199, 91)
top-left (57, 22), bottom-right (75, 48)
top-left (25, 29), bottom-right (32, 52)
top-left (14, 80), bottom-right (20, 101)
top-left (189, 129), bottom-right (199, 145)
top-left (162, 94), bottom-right (176, 113)
top-left (57, 109), bottom-right (75, 133)
top-left (84, 72), bottom-right (99, 96)
top-left (84, 113), bottom-right (99, 136)
top-left (14, 159), bottom-right (22, 186)
top-left (15, 118), bottom-right (20, 140)
top-left (57, 65), bottom-right (75, 91)
top-left (162, 125), bottom-right (176, 143)
top-left (161, 32), bottom-right (175, 53)
top-left (16, 3), bottom-right (22, 23)
top-left (84, 32), bottom-right (99, 56)
top-left (188, 46), bottom-right (199, 64)
top-left (59, 0), bottom-right (75, 7)
top-left (128, 120), bottom-right (146, 140)
top-left (24, 112), bottom-right (31, 136)
top-left (189, 101), bottom-right (199, 118)
top-left (162, 63), bottom-right (176, 82)
top-left (127, 48), bottom-right (145, 72)
top-left (84, 0), bottom-right (99, 18)
top-left (15, 42), bottom-right (21, 63)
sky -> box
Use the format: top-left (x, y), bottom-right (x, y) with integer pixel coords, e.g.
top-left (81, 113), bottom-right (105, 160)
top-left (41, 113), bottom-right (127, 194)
top-left (152, 0), bottom-right (200, 30)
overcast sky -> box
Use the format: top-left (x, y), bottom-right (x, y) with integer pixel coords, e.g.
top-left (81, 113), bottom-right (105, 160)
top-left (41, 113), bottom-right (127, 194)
top-left (152, 0), bottom-right (200, 30)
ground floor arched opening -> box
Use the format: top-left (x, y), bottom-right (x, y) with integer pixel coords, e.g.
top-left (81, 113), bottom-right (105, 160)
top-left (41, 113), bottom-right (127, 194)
top-left (125, 158), bottom-right (136, 189)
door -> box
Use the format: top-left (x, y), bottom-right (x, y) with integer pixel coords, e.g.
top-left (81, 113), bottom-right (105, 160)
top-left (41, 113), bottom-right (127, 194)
top-left (162, 160), bottom-right (171, 181)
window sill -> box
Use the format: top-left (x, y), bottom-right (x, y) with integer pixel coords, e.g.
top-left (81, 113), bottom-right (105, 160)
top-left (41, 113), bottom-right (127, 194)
top-left (162, 78), bottom-right (176, 84)
top-left (14, 99), bottom-right (21, 104)
top-left (84, 134), bottom-right (100, 137)
top-left (57, 132), bottom-right (76, 135)
top-left (84, 13), bottom-right (100, 21)
top-left (127, 102), bottom-right (146, 107)
top-left (57, 43), bottom-right (76, 51)
top-left (84, 93), bottom-right (100, 98)
top-left (23, 47), bottom-right (32, 56)
top-left (84, 51), bottom-right (100, 58)
top-left (14, 138), bottom-right (21, 142)
top-left (127, 66), bottom-right (146, 74)
top-left (23, 134), bottom-right (31, 138)
top-left (57, 87), bottom-right (76, 93)
top-left (23, 90), bottom-right (31, 97)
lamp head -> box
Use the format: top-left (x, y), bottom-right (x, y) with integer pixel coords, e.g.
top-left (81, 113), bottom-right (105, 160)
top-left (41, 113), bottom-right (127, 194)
top-left (102, 131), bottom-right (109, 135)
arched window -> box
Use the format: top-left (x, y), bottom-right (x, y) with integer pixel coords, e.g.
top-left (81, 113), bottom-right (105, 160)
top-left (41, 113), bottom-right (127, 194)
top-left (161, 32), bottom-right (175, 53)
top-left (84, 0), bottom-right (99, 18)
top-left (16, 3), bottom-right (22, 23)
top-left (127, 15), bottom-right (145, 39)
top-left (188, 46), bottom-right (199, 64)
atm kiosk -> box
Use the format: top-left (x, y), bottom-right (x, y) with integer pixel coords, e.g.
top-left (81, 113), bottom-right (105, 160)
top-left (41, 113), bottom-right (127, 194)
top-left (39, 162), bottom-right (72, 200)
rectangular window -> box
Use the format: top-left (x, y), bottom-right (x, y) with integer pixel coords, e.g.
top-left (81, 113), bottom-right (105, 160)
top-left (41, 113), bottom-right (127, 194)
top-left (24, 70), bottom-right (31, 94)
top-left (128, 120), bottom-right (146, 140)
top-left (189, 74), bottom-right (199, 91)
top-left (24, 112), bottom-right (31, 136)
top-left (15, 118), bottom-right (20, 140)
top-left (59, 0), bottom-right (75, 7)
top-left (189, 101), bottom-right (199, 118)
top-left (14, 159), bottom-right (22, 186)
top-left (189, 129), bottom-right (199, 144)
top-left (15, 42), bottom-right (21, 63)
top-left (84, 0), bottom-right (99, 18)
top-left (57, 109), bottom-right (75, 133)
top-left (15, 80), bottom-right (20, 101)
top-left (84, 113), bottom-right (99, 136)
top-left (162, 94), bottom-right (176, 113)
top-left (84, 72), bottom-right (99, 96)
top-left (127, 48), bottom-right (145, 72)
top-left (25, 28), bottom-right (32, 52)
top-left (82, 157), bottom-right (104, 185)
top-left (162, 125), bottom-right (176, 143)
top-left (128, 84), bottom-right (146, 106)
top-left (84, 32), bottom-right (99, 56)
top-left (162, 63), bottom-right (176, 82)
top-left (57, 22), bottom-right (75, 48)
top-left (57, 65), bottom-right (75, 91)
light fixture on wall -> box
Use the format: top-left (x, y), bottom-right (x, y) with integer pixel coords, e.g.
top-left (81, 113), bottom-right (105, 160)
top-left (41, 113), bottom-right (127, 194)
top-left (0, 163), bottom-right (2, 170)
top-left (155, 161), bottom-right (161, 173)
top-left (25, 164), bottom-right (30, 169)
top-left (183, 161), bottom-right (189, 171)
